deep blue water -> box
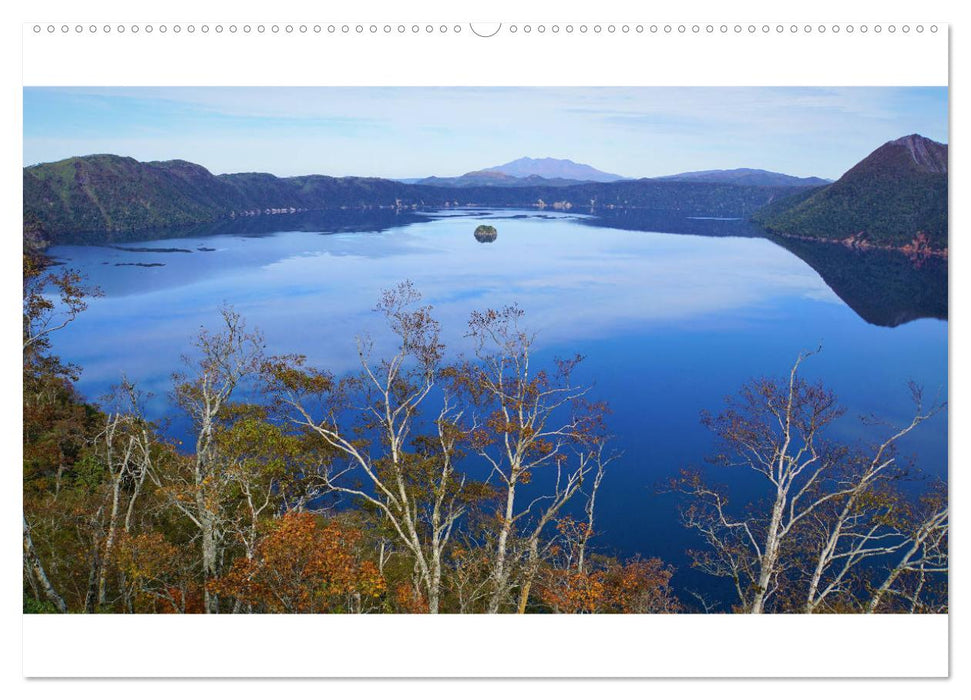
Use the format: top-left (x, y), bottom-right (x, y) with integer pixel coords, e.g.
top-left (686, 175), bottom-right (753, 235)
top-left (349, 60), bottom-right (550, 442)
top-left (47, 209), bottom-right (948, 602)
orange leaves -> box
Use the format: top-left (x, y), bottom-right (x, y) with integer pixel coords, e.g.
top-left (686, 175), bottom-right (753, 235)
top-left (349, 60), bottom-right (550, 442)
top-left (393, 583), bottom-right (429, 614)
top-left (212, 512), bottom-right (385, 613)
top-left (601, 558), bottom-right (680, 614)
top-left (555, 516), bottom-right (593, 542)
top-left (538, 569), bottom-right (607, 614)
top-left (468, 427), bottom-right (494, 451)
top-left (110, 531), bottom-right (205, 613)
top-left (485, 410), bottom-right (519, 436)
top-left (528, 438), bottom-right (555, 458)
top-left (538, 558), bottom-right (680, 614)
top-left (900, 231), bottom-right (940, 266)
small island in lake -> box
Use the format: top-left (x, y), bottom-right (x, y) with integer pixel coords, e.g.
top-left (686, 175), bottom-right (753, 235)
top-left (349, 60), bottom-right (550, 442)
top-left (474, 224), bottom-right (498, 243)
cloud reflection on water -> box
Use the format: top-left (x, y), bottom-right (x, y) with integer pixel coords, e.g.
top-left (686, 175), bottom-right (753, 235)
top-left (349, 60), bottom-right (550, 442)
top-left (50, 211), bottom-right (837, 399)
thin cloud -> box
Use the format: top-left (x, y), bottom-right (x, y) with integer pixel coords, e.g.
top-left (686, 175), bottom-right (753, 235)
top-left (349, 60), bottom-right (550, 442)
top-left (23, 86), bottom-right (947, 180)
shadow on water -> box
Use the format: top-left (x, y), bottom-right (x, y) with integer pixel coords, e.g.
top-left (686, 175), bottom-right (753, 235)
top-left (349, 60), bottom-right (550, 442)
top-left (768, 236), bottom-right (948, 328)
top-left (586, 209), bottom-right (947, 328)
top-left (584, 208), bottom-right (764, 238)
top-left (56, 208), bottom-right (437, 245)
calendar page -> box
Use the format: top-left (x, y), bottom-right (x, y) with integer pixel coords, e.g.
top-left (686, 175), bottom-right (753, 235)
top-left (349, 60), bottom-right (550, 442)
top-left (16, 0), bottom-right (952, 683)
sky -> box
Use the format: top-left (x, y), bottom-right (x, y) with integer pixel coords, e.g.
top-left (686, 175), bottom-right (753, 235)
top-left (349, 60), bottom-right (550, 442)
top-left (23, 87), bottom-right (947, 180)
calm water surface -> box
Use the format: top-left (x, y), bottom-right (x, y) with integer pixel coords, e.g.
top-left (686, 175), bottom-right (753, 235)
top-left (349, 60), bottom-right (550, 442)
top-left (48, 209), bottom-right (948, 599)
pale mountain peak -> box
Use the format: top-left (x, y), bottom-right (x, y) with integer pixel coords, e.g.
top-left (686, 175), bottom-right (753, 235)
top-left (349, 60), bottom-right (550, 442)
top-left (486, 157), bottom-right (625, 182)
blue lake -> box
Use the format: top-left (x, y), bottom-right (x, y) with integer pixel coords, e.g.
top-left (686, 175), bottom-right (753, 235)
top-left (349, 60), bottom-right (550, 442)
top-left (47, 209), bottom-right (948, 599)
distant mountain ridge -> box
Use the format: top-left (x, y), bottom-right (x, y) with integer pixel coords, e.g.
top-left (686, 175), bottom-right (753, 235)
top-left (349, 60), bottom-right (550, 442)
top-left (406, 170), bottom-right (591, 188)
top-left (404, 157), bottom-right (626, 188)
top-left (656, 168), bottom-right (831, 188)
top-left (752, 134), bottom-right (948, 250)
top-left (23, 154), bottom-right (807, 246)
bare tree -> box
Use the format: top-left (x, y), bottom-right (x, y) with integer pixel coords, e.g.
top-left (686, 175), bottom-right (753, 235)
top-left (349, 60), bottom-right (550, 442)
top-left (22, 255), bottom-right (99, 613)
top-left (459, 305), bottom-right (610, 613)
top-left (515, 446), bottom-right (612, 613)
top-left (214, 402), bottom-right (332, 591)
top-left (23, 514), bottom-right (67, 613)
top-left (266, 282), bottom-right (468, 614)
top-left (800, 387), bottom-right (943, 613)
top-left (154, 306), bottom-right (265, 613)
top-left (22, 256), bottom-right (92, 357)
top-left (677, 352), bottom-right (947, 614)
top-left (865, 483), bottom-right (948, 613)
top-left (86, 378), bottom-right (156, 611)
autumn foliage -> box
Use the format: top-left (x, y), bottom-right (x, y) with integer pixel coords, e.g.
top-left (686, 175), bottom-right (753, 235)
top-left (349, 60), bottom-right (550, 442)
top-left (537, 518), bottom-right (680, 614)
top-left (113, 531), bottom-right (204, 613)
top-left (538, 559), bottom-right (681, 614)
top-left (23, 267), bottom-right (947, 616)
top-left (212, 512), bottom-right (385, 613)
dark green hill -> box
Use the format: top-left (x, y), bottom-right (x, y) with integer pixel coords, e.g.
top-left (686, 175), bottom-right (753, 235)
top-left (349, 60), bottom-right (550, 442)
top-left (24, 154), bottom-right (810, 246)
top-left (752, 135), bottom-right (948, 250)
top-left (23, 155), bottom-right (241, 235)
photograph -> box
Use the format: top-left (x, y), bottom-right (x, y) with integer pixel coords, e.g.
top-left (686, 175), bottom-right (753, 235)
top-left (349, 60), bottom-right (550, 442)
top-left (22, 85), bottom-right (948, 618)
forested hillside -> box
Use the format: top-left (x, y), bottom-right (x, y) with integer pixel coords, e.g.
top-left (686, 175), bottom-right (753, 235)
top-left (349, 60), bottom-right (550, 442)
top-left (24, 154), bottom-right (807, 246)
top-left (753, 135), bottom-right (948, 250)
